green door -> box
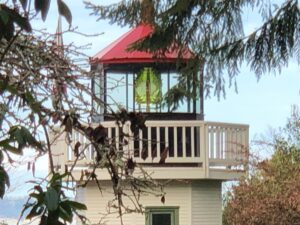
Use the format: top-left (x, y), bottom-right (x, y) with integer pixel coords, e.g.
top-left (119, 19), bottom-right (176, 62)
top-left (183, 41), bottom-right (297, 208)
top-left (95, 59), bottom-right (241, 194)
top-left (146, 207), bottom-right (179, 225)
top-left (151, 212), bottom-right (172, 225)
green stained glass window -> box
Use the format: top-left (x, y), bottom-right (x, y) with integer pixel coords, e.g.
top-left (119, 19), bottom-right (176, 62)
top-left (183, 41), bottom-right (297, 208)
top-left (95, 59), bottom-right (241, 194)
top-left (135, 67), bottom-right (162, 110)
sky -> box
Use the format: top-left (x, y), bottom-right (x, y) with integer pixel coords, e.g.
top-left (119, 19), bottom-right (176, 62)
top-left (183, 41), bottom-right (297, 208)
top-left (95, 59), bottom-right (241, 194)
top-left (4, 0), bottom-right (300, 198)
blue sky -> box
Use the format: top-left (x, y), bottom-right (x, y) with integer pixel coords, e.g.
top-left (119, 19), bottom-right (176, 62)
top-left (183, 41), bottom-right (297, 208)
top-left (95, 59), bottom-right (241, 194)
top-left (5, 0), bottom-right (300, 198)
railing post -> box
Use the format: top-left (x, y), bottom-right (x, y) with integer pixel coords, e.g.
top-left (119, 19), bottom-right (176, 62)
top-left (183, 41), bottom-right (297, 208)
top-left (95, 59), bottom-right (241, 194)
top-left (244, 126), bottom-right (250, 174)
top-left (200, 123), bottom-right (209, 178)
top-left (122, 122), bottom-right (130, 156)
top-left (147, 126), bottom-right (152, 161)
top-left (204, 123), bottom-right (210, 178)
top-left (127, 122), bottom-right (134, 157)
top-left (49, 128), bottom-right (68, 172)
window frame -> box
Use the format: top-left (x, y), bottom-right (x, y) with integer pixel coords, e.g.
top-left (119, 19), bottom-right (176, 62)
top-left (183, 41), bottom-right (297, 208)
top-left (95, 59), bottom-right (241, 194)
top-left (145, 206), bottom-right (179, 225)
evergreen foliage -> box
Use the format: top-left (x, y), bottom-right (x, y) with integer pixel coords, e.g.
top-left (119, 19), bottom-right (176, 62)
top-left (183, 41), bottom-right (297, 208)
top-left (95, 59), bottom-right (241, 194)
top-left (86, 0), bottom-right (300, 98)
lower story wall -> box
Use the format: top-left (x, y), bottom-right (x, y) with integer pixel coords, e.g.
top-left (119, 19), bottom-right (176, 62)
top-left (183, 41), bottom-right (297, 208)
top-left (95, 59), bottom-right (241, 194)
top-left (191, 180), bottom-right (222, 225)
top-left (75, 180), bottom-right (222, 225)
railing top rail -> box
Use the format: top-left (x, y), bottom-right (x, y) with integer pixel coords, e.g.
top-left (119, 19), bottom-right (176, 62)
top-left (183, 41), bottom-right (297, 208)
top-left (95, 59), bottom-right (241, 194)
top-left (73, 121), bottom-right (249, 138)
top-left (144, 120), bottom-right (205, 127)
top-left (204, 121), bottom-right (249, 129)
top-left (97, 120), bottom-right (249, 129)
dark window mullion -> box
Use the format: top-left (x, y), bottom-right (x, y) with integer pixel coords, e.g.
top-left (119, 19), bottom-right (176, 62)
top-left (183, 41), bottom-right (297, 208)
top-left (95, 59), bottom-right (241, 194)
top-left (126, 72), bottom-right (128, 111)
top-left (133, 73), bottom-right (136, 111)
top-left (104, 70), bottom-right (107, 114)
top-left (187, 77), bottom-right (191, 113)
top-left (167, 70), bottom-right (170, 112)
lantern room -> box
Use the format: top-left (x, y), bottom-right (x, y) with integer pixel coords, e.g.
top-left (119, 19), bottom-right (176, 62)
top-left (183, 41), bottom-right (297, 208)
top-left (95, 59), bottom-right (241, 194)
top-left (90, 24), bottom-right (204, 122)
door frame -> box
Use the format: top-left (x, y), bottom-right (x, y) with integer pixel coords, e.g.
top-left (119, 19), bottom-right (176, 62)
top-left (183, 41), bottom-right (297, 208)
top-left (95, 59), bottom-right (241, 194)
top-left (145, 206), bottom-right (179, 225)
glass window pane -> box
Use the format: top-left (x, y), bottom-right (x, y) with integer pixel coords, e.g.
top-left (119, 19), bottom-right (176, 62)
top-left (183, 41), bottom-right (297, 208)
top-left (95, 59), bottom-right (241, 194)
top-left (152, 213), bottom-right (171, 225)
top-left (106, 73), bottom-right (127, 112)
top-left (94, 76), bottom-right (101, 114)
top-left (160, 73), bottom-right (169, 112)
top-left (128, 73), bottom-right (134, 111)
top-left (169, 73), bottom-right (187, 113)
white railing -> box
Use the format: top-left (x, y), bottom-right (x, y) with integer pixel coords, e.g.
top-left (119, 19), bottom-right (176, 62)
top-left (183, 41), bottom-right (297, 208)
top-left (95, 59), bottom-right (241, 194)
top-left (52, 121), bottom-right (249, 171)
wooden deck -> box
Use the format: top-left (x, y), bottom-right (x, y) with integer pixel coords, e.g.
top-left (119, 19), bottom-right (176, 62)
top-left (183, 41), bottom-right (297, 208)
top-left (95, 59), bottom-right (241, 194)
top-left (51, 120), bottom-right (249, 180)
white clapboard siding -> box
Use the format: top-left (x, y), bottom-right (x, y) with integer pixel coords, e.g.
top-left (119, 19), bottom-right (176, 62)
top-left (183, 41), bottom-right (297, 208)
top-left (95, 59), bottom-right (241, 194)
top-left (76, 181), bottom-right (192, 225)
top-left (191, 180), bottom-right (222, 225)
top-left (49, 131), bottom-right (68, 171)
top-left (75, 187), bottom-right (86, 223)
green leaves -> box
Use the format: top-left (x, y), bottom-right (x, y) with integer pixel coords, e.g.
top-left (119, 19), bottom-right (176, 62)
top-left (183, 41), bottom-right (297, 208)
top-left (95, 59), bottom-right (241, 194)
top-left (63, 200), bottom-right (87, 210)
top-left (0, 0), bottom-right (72, 41)
top-left (0, 151), bottom-right (3, 163)
top-left (59, 201), bottom-right (73, 223)
top-left (24, 91), bottom-right (41, 113)
top-left (35, 0), bottom-right (51, 21)
top-left (57, 0), bottom-right (72, 25)
top-left (0, 139), bottom-right (20, 155)
top-left (0, 165), bottom-right (10, 199)
top-left (0, 126), bottom-right (42, 199)
top-left (0, 149), bottom-right (9, 199)
top-left (162, 85), bottom-right (187, 112)
top-left (0, 4), bottom-right (31, 40)
top-left (0, 126), bottom-right (42, 156)
top-left (0, 5), bottom-right (31, 33)
top-left (33, 0), bottom-right (72, 25)
top-left (45, 187), bottom-right (59, 211)
top-left (24, 173), bottom-right (87, 224)
top-left (26, 204), bottom-right (45, 220)
top-left (19, 0), bottom-right (28, 11)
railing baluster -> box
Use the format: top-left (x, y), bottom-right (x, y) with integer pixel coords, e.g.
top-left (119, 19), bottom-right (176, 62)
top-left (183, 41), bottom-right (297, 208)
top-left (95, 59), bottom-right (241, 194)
top-left (122, 123), bottom-right (129, 154)
top-left (236, 128), bottom-right (241, 160)
top-left (245, 128), bottom-right (249, 169)
top-left (115, 126), bottom-right (119, 150)
top-left (219, 128), bottom-right (224, 159)
top-left (82, 135), bottom-right (86, 159)
top-left (199, 124), bottom-right (205, 162)
top-left (139, 129), bottom-right (143, 159)
top-left (89, 143), bottom-right (93, 160)
top-left (182, 126), bottom-right (186, 158)
top-left (165, 126), bottom-right (169, 155)
top-left (202, 123), bottom-right (209, 177)
top-left (242, 128), bottom-right (247, 161)
top-left (156, 126), bottom-right (160, 158)
top-left (233, 128), bottom-right (237, 160)
top-left (79, 133), bottom-right (84, 158)
top-left (191, 127), bottom-right (195, 157)
top-left (226, 129), bottom-right (232, 160)
top-left (216, 127), bottom-right (220, 159)
top-left (67, 145), bottom-right (72, 161)
top-left (174, 127), bottom-right (177, 158)
top-left (128, 123), bottom-right (134, 157)
top-left (209, 126), bottom-right (215, 159)
top-left (108, 127), bottom-right (112, 144)
top-left (148, 126), bottom-right (151, 161)
top-left (72, 131), bottom-right (78, 161)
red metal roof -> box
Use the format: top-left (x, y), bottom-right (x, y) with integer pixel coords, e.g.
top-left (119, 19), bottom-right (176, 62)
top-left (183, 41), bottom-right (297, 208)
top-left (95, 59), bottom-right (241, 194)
top-left (91, 24), bottom-right (193, 65)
